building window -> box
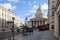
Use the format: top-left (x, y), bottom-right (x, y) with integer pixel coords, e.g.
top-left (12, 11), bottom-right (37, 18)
top-left (51, 21), bottom-right (54, 23)
top-left (2, 19), bottom-right (4, 28)
top-left (52, 5), bottom-right (55, 9)
top-left (51, 25), bottom-right (54, 29)
top-left (2, 22), bottom-right (3, 28)
top-left (2, 13), bottom-right (4, 16)
top-left (52, 1), bottom-right (55, 3)
top-left (5, 14), bottom-right (6, 17)
top-left (5, 20), bottom-right (6, 28)
top-left (7, 15), bottom-right (9, 17)
top-left (52, 0), bottom-right (55, 3)
top-left (52, 11), bottom-right (54, 16)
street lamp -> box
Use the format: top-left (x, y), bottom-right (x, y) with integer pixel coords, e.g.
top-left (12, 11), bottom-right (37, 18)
top-left (25, 17), bottom-right (28, 27)
top-left (12, 17), bottom-right (15, 40)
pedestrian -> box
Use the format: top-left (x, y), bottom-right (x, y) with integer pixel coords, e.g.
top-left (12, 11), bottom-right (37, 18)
top-left (17, 29), bottom-right (19, 32)
top-left (28, 28), bottom-right (33, 35)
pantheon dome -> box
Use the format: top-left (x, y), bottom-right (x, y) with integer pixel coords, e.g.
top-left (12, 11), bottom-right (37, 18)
top-left (35, 6), bottom-right (44, 18)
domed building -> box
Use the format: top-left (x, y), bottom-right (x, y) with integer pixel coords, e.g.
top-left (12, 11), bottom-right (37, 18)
top-left (26, 6), bottom-right (48, 29)
top-left (35, 6), bottom-right (44, 18)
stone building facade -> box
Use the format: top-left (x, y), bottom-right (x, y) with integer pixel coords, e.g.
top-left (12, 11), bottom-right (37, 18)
top-left (0, 6), bottom-right (21, 31)
top-left (54, 0), bottom-right (60, 40)
top-left (48, 0), bottom-right (56, 30)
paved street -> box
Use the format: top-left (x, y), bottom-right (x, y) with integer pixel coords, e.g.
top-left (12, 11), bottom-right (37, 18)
top-left (0, 31), bottom-right (12, 40)
top-left (0, 31), bottom-right (21, 40)
top-left (7, 30), bottom-right (57, 40)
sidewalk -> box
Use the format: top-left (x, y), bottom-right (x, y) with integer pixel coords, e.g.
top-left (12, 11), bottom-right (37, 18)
top-left (6, 30), bottom-right (58, 40)
top-left (35, 30), bottom-right (58, 40)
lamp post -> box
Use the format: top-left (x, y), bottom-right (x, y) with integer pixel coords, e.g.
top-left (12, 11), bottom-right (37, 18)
top-left (25, 17), bottom-right (28, 27)
top-left (12, 17), bottom-right (15, 40)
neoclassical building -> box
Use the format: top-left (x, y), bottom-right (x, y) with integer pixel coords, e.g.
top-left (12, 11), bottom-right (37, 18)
top-left (26, 6), bottom-right (48, 28)
top-left (0, 6), bottom-right (21, 31)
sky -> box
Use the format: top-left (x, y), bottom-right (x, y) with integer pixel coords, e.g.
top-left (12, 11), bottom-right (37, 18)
top-left (0, 0), bottom-right (48, 24)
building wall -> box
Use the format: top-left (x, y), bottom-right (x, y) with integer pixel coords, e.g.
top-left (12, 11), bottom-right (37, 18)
top-left (48, 0), bottom-right (56, 30)
top-left (54, 0), bottom-right (60, 39)
top-left (26, 21), bottom-right (32, 28)
top-left (54, 10), bottom-right (59, 38)
top-left (0, 6), bottom-right (21, 31)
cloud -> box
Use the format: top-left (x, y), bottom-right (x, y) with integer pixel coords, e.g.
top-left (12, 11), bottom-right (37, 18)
top-left (41, 3), bottom-right (48, 10)
top-left (33, 0), bottom-right (37, 4)
top-left (23, 1), bottom-right (26, 4)
top-left (30, 5), bottom-right (39, 13)
top-left (21, 18), bottom-right (25, 24)
top-left (0, 0), bottom-right (19, 3)
top-left (0, 0), bottom-right (3, 2)
top-left (40, 3), bottom-right (48, 18)
top-left (0, 3), bottom-right (16, 10)
top-left (28, 2), bottom-right (32, 6)
top-left (7, 0), bottom-right (19, 3)
top-left (25, 13), bottom-right (35, 21)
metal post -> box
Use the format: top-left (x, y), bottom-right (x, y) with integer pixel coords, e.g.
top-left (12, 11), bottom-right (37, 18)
top-left (12, 17), bottom-right (15, 40)
top-left (13, 20), bottom-right (14, 40)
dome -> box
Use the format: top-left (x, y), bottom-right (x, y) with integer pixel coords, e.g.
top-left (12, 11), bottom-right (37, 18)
top-left (35, 6), bottom-right (44, 18)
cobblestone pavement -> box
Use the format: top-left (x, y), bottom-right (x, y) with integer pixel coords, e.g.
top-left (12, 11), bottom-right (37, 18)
top-left (5, 30), bottom-right (58, 40)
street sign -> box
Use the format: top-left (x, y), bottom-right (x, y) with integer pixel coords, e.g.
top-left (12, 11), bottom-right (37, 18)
top-left (7, 21), bottom-right (13, 23)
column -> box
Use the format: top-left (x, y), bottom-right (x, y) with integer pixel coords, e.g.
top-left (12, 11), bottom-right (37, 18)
top-left (43, 21), bottom-right (45, 25)
top-left (42, 21), bottom-right (43, 25)
top-left (40, 21), bottom-right (42, 26)
top-left (33, 21), bottom-right (34, 27)
top-left (39, 21), bottom-right (40, 26)
top-left (33, 21), bottom-right (35, 28)
top-left (33, 21), bottom-right (35, 27)
top-left (36, 21), bottom-right (37, 27)
top-left (34, 21), bottom-right (36, 27)
top-left (32, 21), bottom-right (33, 27)
top-left (38, 21), bottom-right (39, 26)
top-left (37, 21), bottom-right (39, 27)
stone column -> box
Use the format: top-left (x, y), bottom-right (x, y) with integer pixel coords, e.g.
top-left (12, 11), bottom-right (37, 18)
top-left (42, 21), bottom-right (43, 25)
top-left (43, 21), bottom-right (45, 25)
top-left (33, 21), bottom-right (34, 27)
top-left (34, 21), bottom-right (36, 27)
top-left (39, 21), bottom-right (40, 26)
top-left (35, 21), bottom-right (36, 27)
top-left (32, 21), bottom-right (33, 27)
top-left (36, 21), bottom-right (37, 27)
top-left (33, 21), bottom-right (35, 27)
top-left (38, 21), bottom-right (39, 26)
top-left (40, 21), bottom-right (41, 26)
top-left (36, 21), bottom-right (39, 27)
